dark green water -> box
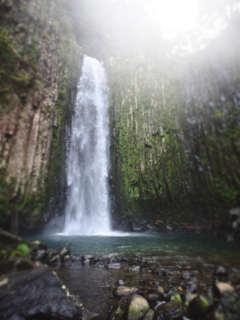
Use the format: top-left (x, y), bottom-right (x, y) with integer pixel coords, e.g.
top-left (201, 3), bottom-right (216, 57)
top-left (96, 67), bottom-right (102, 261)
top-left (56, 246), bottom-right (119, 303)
top-left (26, 232), bottom-right (240, 265)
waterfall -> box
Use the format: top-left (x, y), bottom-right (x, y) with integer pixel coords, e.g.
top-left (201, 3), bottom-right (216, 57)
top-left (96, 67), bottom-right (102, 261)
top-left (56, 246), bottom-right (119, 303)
top-left (62, 56), bottom-right (111, 235)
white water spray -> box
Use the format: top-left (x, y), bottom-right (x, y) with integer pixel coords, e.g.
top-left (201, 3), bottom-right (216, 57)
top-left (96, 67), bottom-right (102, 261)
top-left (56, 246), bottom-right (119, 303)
top-left (62, 56), bottom-right (111, 235)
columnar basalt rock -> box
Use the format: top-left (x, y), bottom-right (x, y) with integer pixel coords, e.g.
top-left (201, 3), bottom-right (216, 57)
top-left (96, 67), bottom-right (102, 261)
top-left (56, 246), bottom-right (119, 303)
top-left (107, 27), bottom-right (240, 223)
top-left (0, 0), bottom-right (81, 230)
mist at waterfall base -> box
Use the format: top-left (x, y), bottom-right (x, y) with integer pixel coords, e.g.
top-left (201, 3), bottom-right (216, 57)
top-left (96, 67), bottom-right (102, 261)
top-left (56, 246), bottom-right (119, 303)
top-left (60, 56), bottom-right (111, 236)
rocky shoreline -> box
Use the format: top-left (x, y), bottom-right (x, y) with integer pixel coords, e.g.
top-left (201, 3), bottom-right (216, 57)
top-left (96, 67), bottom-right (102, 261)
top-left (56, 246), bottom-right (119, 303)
top-left (0, 229), bottom-right (240, 320)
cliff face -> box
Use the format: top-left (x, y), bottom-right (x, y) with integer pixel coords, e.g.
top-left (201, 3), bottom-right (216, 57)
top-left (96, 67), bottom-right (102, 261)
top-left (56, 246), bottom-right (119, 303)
top-left (107, 26), bottom-right (240, 223)
top-left (0, 0), bottom-right (81, 231)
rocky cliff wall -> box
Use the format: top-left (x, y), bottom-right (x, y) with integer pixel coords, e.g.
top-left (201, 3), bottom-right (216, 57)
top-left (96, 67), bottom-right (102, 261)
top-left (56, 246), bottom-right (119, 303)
top-left (0, 0), bottom-right (81, 231)
top-left (107, 26), bottom-right (240, 223)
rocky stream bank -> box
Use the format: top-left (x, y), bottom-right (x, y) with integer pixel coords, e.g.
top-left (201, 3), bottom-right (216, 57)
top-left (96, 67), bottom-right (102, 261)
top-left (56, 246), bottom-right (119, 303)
top-left (0, 229), bottom-right (240, 320)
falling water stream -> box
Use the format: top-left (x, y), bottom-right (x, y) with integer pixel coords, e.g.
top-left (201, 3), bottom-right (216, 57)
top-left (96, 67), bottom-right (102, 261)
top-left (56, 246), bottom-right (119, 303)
top-left (62, 56), bottom-right (111, 235)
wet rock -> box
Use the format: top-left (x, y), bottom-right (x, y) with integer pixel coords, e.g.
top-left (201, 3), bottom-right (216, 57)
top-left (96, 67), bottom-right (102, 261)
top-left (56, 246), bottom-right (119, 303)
top-left (132, 224), bottom-right (142, 232)
top-left (129, 265), bottom-right (140, 272)
top-left (186, 282), bottom-right (198, 294)
top-left (0, 265), bottom-right (77, 319)
top-left (63, 255), bottom-right (72, 262)
top-left (182, 271), bottom-right (191, 280)
top-left (80, 306), bottom-right (100, 320)
top-left (155, 300), bottom-right (183, 319)
top-left (188, 294), bottom-right (212, 318)
top-left (14, 257), bottom-right (36, 271)
top-left (127, 294), bottom-right (149, 320)
top-left (82, 259), bottom-right (91, 265)
top-left (215, 292), bottom-right (240, 320)
top-left (102, 253), bottom-right (117, 263)
top-left (156, 286), bottom-right (165, 295)
top-left (30, 249), bottom-right (48, 262)
top-left (31, 240), bottom-right (48, 250)
top-left (146, 293), bottom-right (160, 302)
top-left (57, 247), bottom-right (71, 261)
top-left (82, 255), bottom-right (95, 260)
top-left (113, 286), bottom-right (139, 298)
top-left (143, 309), bottom-right (154, 320)
top-left (49, 254), bottom-right (61, 266)
top-left (213, 282), bottom-right (235, 297)
top-left (214, 266), bottom-right (227, 279)
top-left (119, 280), bottom-right (125, 286)
top-left (81, 255), bottom-right (97, 265)
top-left (108, 263), bottom-right (121, 270)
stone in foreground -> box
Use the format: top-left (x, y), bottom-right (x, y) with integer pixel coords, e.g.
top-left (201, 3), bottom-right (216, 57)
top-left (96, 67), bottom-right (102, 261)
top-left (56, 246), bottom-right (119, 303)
top-left (213, 282), bottom-right (235, 297)
top-left (155, 300), bottom-right (183, 319)
top-left (0, 265), bottom-right (77, 319)
top-left (127, 294), bottom-right (149, 320)
top-left (188, 294), bottom-right (212, 318)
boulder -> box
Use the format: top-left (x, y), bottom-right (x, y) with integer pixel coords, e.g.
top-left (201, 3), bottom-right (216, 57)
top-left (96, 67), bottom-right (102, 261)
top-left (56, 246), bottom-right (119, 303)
top-left (57, 247), bottom-right (71, 261)
top-left (0, 265), bottom-right (77, 319)
top-left (113, 286), bottom-right (139, 298)
top-left (127, 294), bottom-right (149, 320)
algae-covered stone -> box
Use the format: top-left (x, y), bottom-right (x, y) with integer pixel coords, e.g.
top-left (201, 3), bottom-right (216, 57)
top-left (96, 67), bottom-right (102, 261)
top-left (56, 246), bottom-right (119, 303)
top-left (188, 294), bottom-right (212, 318)
top-left (170, 293), bottom-right (182, 303)
top-left (127, 294), bottom-right (149, 320)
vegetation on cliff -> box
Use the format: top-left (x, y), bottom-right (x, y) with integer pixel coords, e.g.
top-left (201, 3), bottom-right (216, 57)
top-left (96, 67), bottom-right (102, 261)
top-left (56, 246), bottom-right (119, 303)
top-left (0, 0), bottom-right (81, 231)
